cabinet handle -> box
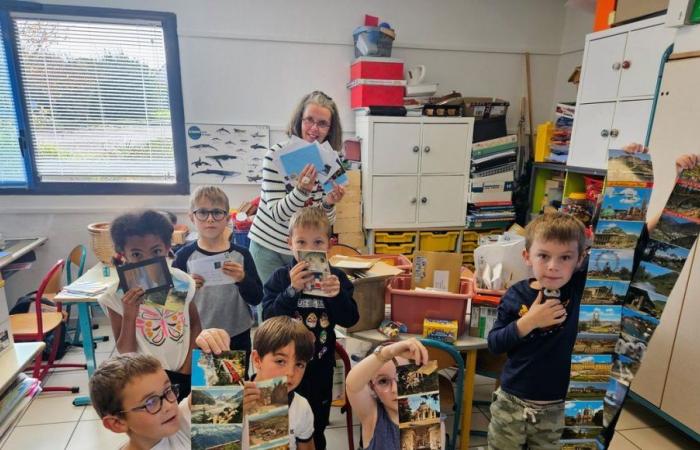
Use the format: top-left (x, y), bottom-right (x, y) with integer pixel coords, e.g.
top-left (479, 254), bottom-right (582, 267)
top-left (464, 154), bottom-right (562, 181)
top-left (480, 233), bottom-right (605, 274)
top-left (424, 146), bottom-right (431, 153)
top-left (610, 129), bottom-right (619, 138)
top-left (410, 197), bottom-right (417, 204)
top-left (600, 129), bottom-right (610, 138)
top-left (421, 197), bottom-right (428, 204)
top-left (412, 145), bottom-right (420, 153)
top-left (622, 60), bottom-right (631, 69)
top-left (612, 62), bottom-right (621, 71)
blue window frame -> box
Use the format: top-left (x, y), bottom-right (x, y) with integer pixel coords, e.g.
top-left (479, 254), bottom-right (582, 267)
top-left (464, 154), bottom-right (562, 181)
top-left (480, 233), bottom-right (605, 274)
top-left (0, 2), bottom-right (188, 195)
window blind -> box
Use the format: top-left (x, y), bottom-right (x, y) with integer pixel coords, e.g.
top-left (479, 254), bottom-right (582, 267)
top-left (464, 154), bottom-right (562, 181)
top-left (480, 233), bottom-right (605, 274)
top-left (13, 17), bottom-right (176, 184)
top-left (0, 20), bottom-right (26, 187)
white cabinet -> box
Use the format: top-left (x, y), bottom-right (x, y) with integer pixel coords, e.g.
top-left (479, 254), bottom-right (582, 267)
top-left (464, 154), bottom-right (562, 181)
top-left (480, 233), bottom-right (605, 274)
top-left (357, 116), bottom-right (473, 229)
top-left (568, 17), bottom-right (676, 170)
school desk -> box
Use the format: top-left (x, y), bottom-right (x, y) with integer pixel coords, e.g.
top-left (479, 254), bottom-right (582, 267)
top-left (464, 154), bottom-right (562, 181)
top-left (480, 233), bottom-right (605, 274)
top-left (54, 262), bottom-right (119, 406)
top-left (0, 237), bottom-right (48, 309)
top-left (347, 329), bottom-right (488, 450)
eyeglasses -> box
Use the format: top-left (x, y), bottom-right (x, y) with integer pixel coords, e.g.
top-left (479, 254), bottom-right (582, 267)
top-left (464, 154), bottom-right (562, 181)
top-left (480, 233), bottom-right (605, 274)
top-left (121, 384), bottom-right (179, 415)
top-left (301, 116), bottom-right (331, 130)
top-left (193, 208), bottom-right (228, 221)
top-left (371, 375), bottom-right (398, 393)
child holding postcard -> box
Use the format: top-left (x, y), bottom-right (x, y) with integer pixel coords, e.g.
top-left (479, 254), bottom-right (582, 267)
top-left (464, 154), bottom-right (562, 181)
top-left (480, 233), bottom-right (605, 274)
top-left (263, 207), bottom-right (359, 449)
top-left (173, 186), bottom-right (263, 373)
top-left (100, 210), bottom-right (202, 401)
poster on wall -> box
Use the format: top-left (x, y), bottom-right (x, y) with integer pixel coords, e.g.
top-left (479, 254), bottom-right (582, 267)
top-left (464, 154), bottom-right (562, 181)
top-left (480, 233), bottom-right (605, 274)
top-left (186, 124), bottom-right (269, 184)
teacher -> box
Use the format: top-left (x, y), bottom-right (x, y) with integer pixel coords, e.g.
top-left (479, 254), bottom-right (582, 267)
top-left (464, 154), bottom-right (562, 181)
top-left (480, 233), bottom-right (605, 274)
top-left (248, 90), bottom-right (346, 285)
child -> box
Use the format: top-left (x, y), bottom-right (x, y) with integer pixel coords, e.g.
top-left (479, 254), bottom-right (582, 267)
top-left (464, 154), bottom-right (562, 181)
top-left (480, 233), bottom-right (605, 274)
top-left (262, 206), bottom-right (359, 450)
top-left (172, 186), bottom-right (263, 373)
top-left (89, 353), bottom-right (190, 450)
top-left (345, 338), bottom-right (429, 449)
top-left (101, 210), bottom-right (202, 401)
top-left (195, 317), bottom-right (316, 450)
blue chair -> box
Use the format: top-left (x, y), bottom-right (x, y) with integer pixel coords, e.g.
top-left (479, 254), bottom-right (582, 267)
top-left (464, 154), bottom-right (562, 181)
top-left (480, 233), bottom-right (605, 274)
top-left (64, 245), bottom-right (108, 346)
top-left (421, 338), bottom-right (465, 450)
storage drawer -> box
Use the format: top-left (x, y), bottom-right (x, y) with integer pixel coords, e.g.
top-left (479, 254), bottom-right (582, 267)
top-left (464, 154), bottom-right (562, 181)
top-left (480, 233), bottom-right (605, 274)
top-left (419, 230), bottom-right (460, 252)
top-left (374, 231), bottom-right (417, 244)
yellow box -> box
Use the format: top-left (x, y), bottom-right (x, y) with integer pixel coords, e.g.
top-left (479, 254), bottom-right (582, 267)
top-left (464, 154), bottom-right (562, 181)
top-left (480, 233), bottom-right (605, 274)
top-left (461, 242), bottom-right (477, 253)
top-left (374, 231), bottom-right (416, 244)
top-left (422, 318), bottom-right (459, 343)
top-left (419, 230), bottom-right (460, 252)
top-left (462, 253), bottom-right (474, 263)
top-left (534, 121), bottom-right (553, 163)
top-left (338, 232), bottom-right (365, 248)
top-left (374, 242), bottom-right (415, 255)
top-left (333, 217), bottom-right (362, 234)
top-left (463, 231), bottom-right (479, 242)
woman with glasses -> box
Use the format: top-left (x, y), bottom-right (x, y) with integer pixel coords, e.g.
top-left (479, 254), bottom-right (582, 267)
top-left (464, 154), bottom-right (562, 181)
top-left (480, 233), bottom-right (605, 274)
top-left (248, 91), bottom-right (347, 288)
top-left (346, 338), bottom-right (430, 450)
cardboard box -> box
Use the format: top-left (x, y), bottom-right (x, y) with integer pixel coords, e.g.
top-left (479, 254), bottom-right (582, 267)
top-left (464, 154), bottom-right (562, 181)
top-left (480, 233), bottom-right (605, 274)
top-left (614, 0), bottom-right (668, 24)
top-left (335, 201), bottom-right (361, 219)
top-left (468, 179), bottom-right (514, 203)
top-left (333, 217), bottom-right (362, 234)
top-left (346, 170), bottom-right (361, 186)
top-left (411, 251), bottom-right (463, 293)
top-left (338, 232), bottom-right (365, 248)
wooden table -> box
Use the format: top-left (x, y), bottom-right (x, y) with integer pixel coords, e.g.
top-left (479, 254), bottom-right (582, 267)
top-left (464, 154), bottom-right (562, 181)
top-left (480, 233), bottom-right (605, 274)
top-left (347, 329), bottom-right (488, 450)
top-left (54, 263), bottom-right (119, 406)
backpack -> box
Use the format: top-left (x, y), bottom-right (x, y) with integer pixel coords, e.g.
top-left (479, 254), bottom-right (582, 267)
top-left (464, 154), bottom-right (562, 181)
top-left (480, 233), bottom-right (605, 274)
top-left (10, 292), bottom-right (68, 361)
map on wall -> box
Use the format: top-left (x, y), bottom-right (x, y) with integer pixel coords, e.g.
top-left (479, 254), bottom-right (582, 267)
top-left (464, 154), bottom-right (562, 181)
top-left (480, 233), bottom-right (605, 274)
top-left (186, 124), bottom-right (269, 185)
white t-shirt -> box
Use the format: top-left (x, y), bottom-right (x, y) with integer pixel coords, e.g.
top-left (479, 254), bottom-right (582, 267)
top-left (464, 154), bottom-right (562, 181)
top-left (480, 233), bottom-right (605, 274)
top-left (242, 391), bottom-right (314, 449)
top-left (151, 398), bottom-right (191, 450)
top-left (99, 267), bottom-right (195, 371)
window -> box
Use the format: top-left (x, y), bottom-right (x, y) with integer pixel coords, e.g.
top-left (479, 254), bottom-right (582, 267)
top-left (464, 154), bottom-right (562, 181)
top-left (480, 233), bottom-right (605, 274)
top-left (0, 20), bottom-right (25, 186)
top-left (0, 5), bottom-right (187, 194)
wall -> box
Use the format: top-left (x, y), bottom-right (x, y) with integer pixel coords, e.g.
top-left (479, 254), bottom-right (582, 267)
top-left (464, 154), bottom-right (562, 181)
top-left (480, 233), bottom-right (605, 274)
top-left (0, 0), bottom-right (593, 303)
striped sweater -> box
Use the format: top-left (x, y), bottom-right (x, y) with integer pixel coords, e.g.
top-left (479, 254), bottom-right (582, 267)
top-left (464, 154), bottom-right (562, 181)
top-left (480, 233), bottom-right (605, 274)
top-left (249, 141), bottom-right (336, 255)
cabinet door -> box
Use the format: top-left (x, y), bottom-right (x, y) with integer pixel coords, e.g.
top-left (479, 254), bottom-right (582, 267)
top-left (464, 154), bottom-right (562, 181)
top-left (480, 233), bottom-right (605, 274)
top-left (417, 175), bottom-right (465, 226)
top-left (579, 33), bottom-right (628, 103)
top-left (608, 99), bottom-right (653, 151)
top-left (420, 123), bottom-right (470, 174)
top-left (369, 176), bottom-right (418, 227)
top-left (372, 123), bottom-right (421, 175)
top-left (567, 102), bottom-right (615, 169)
top-left (618, 25), bottom-right (676, 99)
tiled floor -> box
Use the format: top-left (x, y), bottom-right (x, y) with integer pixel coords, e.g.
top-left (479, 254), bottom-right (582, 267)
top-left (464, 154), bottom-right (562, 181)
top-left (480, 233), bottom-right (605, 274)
top-left (2, 315), bottom-right (699, 449)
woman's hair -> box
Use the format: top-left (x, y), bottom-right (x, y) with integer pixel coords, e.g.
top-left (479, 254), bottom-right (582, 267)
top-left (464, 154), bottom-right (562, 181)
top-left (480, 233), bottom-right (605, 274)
top-left (110, 209), bottom-right (174, 253)
top-left (287, 90), bottom-right (343, 151)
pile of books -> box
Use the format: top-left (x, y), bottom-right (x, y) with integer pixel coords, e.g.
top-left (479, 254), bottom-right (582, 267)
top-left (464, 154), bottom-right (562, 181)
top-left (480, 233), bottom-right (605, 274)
top-left (547, 103), bottom-right (575, 164)
top-left (466, 135), bottom-right (517, 229)
top-left (0, 374), bottom-right (41, 440)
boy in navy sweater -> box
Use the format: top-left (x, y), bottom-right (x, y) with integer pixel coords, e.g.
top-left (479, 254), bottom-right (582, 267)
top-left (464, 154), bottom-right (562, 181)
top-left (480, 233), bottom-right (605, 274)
top-left (263, 206), bottom-right (359, 450)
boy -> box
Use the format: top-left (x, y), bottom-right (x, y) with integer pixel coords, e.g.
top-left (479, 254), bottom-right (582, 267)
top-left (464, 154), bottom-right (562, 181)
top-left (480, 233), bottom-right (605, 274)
top-left (263, 206), bottom-right (359, 450)
top-left (173, 186), bottom-right (263, 373)
top-left (101, 210), bottom-right (202, 401)
top-left (90, 353), bottom-right (190, 450)
top-left (196, 317), bottom-right (317, 450)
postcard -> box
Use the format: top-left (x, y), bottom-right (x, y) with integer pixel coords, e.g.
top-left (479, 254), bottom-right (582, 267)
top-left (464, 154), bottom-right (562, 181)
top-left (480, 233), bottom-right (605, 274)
top-left (567, 381), bottom-right (609, 400)
top-left (666, 177), bottom-right (700, 223)
top-left (582, 279), bottom-right (629, 305)
top-left (297, 250), bottom-right (332, 297)
top-left (564, 400), bottom-right (604, 428)
top-left (630, 260), bottom-right (679, 299)
top-left (641, 239), bottom-right (690, 273)
top-left (587, 249), bottom-right (634, 281)
top-left (611, 354), bottom-right (640, 386)
top-left (578, 305), bottom-right (621, 335)
top-left (650, 212), bottom-right (700, 249)
top-left (573, 333), bottom-right (617, 354)
top-left (400, 422), bottom-right (441, 450)
top-left (570, 354), bottom-right (612, 382)
top-left (606, 149), bottom-right (654, 184)
top-left (191, 424), bottom-right (242, 450)
top-left (621, 307), bottom-right (659, 344)
top-left (593, 220), bottom-right (644, 249)
top-left (624, 284), bottom-right (667, 319)
top-left (599, 186), bottom-right (652, 222)
top-left (397, 362), bottom-right (439, 397)
top-left (248, 407), bottom-right (289, 449)
top-left (248, 377), bottom-right (288, 416)
top-left (117, 256), bottom-right (172, 296)
top-left (192, 349), bottom-right (246, 387)
top-left (615, 332), bottom-right (648, 362)
top-left (191, 387), bottom-right (243, 425)
top-left (560, 440), bottom-right (599, 450)
top-left (398, 393), bottom-right (441, 428)
top-left (186, 252), bottom-right (244, 287)
top-left (604, 378), bottom-right (629, 427)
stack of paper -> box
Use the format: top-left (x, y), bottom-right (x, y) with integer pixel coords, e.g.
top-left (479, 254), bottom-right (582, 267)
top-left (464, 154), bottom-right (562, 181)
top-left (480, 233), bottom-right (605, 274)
top-left (275, 136), bottom-right (348, 192)
top-left (548, 103), bottom-right (575, 164)
top-left (0, 374), bottom-right (41, 440)
top-left (59, 280), bottom-right (111, 297)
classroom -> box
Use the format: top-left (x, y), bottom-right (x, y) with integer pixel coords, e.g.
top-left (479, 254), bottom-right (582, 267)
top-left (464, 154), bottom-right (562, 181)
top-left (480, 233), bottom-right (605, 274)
top-left (1, 1), bottom-right (700, 449)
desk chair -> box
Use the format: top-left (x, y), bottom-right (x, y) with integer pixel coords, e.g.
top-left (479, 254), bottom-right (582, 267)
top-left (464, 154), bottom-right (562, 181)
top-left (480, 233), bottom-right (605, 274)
top-left (421, 338), bottom-right (465, 450)
top-left (333, 342), bottom-right (355, 450)
top-left (11, 259), bottom-right (85, 392)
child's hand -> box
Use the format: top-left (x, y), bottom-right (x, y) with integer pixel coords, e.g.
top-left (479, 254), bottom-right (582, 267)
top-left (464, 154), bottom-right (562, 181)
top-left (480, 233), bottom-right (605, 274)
top-left (222, 261), bottom-right (245, 283)
top-left (623, 142), bottom-right (648, 154)
top-left (192, 274), bottom-right (205, 289)
top-left (243, 381), bottom-right (261, 415)
top-left (382, 338), bottom-right (429, 365)
top-left (290, 261), bottom-right (312, 291)
top-left (321, 274), bottom-right (340, 296)
top-left (324, 183), bottom-right (346, 206)
top-left (517, 291), bottom-right (567, 336)
top-left (196, 328), bottom-right (230, 355)
top-left (676, 154), bottom-right (700, 176)
top-left (121, 288), bottom-right (144, 318)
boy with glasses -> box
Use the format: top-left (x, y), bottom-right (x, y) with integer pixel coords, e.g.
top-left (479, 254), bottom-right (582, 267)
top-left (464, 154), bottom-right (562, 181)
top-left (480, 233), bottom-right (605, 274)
top-left (173, 186), bottom-right (263, 374)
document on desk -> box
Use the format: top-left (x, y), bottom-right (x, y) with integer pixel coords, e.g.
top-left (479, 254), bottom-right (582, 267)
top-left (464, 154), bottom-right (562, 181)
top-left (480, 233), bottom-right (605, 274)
top-left (186, 252), bottom-right (243, 286)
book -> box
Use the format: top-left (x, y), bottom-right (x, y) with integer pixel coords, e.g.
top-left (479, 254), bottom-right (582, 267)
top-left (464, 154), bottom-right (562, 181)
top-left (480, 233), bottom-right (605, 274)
top-left (298, 250), bottom-right (333, 297)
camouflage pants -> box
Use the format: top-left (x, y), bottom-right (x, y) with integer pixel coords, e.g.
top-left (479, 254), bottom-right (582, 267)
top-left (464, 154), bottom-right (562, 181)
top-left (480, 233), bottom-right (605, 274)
top-left (487, 388), bottom-right (564, 450)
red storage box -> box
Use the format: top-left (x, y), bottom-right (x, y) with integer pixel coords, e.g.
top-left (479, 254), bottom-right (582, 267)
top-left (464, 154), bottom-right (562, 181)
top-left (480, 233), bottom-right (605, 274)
top-left (350, 57), bottom-right (404, 81)
top-left (386, 275), bottom-right (474, 335)
top-left (349, 79), bottom-right (405, 109)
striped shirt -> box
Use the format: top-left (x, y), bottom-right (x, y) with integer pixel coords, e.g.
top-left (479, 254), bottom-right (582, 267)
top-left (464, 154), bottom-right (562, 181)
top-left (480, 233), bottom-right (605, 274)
top-left (249, 141), bottom-right (336, 254)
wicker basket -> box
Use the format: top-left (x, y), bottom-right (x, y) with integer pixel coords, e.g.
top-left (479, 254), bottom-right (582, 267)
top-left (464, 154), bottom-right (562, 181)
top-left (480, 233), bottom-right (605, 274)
top-left (87, 222), bottom-right (116, 265)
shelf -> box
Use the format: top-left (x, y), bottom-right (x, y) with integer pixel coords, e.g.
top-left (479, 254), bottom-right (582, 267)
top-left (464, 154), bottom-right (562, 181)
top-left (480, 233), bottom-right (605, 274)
top-left (0, 342), bottom-right (45, 395)
top-left (532, 162), bottom-right (607, 177)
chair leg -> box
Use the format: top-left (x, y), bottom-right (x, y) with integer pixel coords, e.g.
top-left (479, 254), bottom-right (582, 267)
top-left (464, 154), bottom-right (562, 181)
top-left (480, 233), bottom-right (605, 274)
top-left (345, 403), bottom-right (355, 450)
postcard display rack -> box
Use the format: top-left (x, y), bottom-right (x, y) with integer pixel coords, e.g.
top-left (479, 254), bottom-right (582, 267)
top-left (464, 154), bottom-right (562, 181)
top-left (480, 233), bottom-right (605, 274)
top-left (563, 151), bottom-right (700, 449)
